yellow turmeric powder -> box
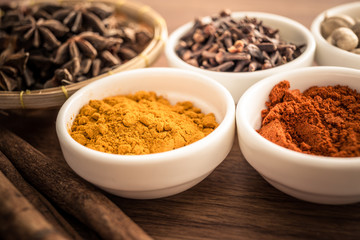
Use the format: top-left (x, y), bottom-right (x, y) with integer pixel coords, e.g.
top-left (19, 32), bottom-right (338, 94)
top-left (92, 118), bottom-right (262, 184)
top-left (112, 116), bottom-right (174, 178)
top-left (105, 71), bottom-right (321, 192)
top-left (70, 91), bottom-right (219, 155)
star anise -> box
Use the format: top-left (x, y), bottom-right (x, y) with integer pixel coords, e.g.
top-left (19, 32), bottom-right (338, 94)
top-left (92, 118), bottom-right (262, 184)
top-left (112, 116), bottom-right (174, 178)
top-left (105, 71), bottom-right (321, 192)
top-left (0, 3), bottom-right (30, 31)
top-left (55, 31), bottom-right (121, 66)
top-left (27, 50), bottom-right (55, 84)
top-left (0, 2), bottom-right (153, 91)
top-left (43, 56), bottom-right (82, 88)
top-left (31, 3), bottom-right (65, 20)
top-left (0, 31), bottom-right (11, 52)
top-left (54, 33), bottom-right (98, 66)
top-left (79, 33), bottom-right (123, 78)
top-left (78, 49), bottom-right (121, 79)
top-left (52, 3), bottom-right (113, 34)
top-left (43, 67), bottom-right (74, 88)
top-left (0, 49), bottom-right (31, 91)
top-left (13, 16), bottom-right (69, 50)
top-left (53, 32), bottom-right (122, 82)
top-left (105, 16), bottom-right (153, 55)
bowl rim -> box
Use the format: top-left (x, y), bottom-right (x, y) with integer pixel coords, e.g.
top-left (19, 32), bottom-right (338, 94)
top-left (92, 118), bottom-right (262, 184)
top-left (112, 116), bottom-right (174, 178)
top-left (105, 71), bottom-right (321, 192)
top-left (236, 66), bottom-right (360, 165)
top-left (165, 11), bottom-right (316, 77)
top-left (56, 67), bottom-right (235, 164)
top-left (310, 1), bottom-right (360, 60)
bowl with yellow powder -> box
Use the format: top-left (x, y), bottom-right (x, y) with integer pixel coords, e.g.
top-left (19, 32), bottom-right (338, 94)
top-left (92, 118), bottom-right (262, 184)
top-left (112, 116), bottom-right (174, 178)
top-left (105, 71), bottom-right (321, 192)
top-left (236, 66), bottom-right (360, 205)
top-left (56, 67), bottom-right (235, 199)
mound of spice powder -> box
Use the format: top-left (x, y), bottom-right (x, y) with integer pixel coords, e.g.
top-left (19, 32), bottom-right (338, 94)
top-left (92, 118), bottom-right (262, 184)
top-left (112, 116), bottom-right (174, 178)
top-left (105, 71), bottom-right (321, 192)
top-left (70, 91), bottom-right (218, 155)
top-left (258, 80), bottom-right (360, 157)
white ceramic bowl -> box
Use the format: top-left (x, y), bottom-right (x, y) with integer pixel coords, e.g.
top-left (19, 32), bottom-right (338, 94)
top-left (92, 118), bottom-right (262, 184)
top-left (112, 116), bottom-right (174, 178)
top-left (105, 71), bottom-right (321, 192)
top-left (56, 68), bottom-right (235, 199)
top-left (311, 2), bottom-right (360, 69)
top-left (165, 12), bottom-right (316, 103)
top-left (236, 66), bottom-right (360, 205)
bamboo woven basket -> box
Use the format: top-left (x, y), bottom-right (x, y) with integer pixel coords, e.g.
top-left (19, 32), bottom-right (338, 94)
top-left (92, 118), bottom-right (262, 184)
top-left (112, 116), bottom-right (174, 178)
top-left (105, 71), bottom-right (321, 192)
top-left (0, 0), bottom-right (167, 109)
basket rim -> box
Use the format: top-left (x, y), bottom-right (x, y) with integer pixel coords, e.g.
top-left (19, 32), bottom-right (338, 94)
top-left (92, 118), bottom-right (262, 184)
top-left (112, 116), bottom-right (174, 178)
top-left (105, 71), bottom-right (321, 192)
top-left (0, 0), bottom-right (168, 110)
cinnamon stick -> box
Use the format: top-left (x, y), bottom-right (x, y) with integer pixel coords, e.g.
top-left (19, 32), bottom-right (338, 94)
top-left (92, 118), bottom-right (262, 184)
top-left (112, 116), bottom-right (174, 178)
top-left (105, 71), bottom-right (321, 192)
top-left (0, 127), bottom-right (152, 240)
top-left (0, 151), bottom-right (82, 240)
top-left (0, 170), bottom-right (69, 240)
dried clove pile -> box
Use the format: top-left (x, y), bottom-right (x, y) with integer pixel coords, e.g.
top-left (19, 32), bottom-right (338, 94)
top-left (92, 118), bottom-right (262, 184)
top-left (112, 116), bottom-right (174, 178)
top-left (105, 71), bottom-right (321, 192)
top-left (175, 9), bottom-right (305, 72)
top-left (0, 2), bottom-right (153, 91)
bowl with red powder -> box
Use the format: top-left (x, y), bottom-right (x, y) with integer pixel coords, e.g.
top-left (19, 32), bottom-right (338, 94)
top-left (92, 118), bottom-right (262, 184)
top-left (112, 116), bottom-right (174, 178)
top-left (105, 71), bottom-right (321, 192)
top-left (236, 66), bottom-right (360, 205)
top-left (56, 67), bottom-right (235, 199)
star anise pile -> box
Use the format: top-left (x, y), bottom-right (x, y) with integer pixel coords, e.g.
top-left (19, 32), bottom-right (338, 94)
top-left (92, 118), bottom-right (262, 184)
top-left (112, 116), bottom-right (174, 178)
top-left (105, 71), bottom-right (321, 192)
top-left (0, 2), bottom-right (153, 91)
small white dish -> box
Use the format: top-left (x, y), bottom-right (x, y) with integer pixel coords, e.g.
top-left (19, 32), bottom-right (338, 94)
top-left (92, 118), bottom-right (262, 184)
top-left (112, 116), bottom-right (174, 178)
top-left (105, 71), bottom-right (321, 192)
top-left (56, 67), bottom-right (235, 199)
top-left (311, 2), bottom-right (360, 69)
top-left (166, 11), bottom-right (316, 103)
top-left (236, 66), bottom-right (360, 205)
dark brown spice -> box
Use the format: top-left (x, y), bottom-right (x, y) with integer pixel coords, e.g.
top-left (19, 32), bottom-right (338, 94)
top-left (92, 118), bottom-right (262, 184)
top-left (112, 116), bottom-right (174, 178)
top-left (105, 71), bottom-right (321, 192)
top-left (13, 16), bottom-right (69, 50)
top-left (52, 3), bottom-right (113, 34)
top-left (0, 49), bottom-right (30, 91)
top-left (0, 2), bottom-right (153, 91)
top-left (175, 10), bottom-right (305, 73)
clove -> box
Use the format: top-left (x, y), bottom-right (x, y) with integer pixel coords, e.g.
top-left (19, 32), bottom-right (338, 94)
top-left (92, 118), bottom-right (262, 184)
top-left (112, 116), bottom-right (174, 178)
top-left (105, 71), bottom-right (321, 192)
top-left (175, 10), bottom-right (305, 73)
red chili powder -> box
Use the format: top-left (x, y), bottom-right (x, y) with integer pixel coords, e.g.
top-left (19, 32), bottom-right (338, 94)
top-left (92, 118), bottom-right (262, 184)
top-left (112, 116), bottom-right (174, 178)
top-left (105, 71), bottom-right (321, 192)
top-left (258, 80), bottom-right (360, 157)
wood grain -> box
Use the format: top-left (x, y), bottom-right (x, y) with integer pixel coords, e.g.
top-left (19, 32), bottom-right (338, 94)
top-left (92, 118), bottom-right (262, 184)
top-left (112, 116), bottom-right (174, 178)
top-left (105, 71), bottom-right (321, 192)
top-left (0, 168), bottom-right (68, 240)
top-left (0, 126), bottom-right (153, 240)
top-left (1, 0), bottom-right (360, 239)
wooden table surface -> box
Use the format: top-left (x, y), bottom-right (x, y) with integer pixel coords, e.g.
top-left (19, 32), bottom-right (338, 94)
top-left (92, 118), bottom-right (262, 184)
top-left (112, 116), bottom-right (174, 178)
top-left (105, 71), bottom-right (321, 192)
top-left (1, 0), bottom-right (360, 239)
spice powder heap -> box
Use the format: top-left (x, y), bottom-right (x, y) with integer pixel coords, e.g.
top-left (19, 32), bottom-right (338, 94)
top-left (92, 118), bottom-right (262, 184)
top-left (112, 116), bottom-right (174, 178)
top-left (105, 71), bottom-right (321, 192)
top-left (70, 91), bottom-right (219, 155)
top-left (258, 80), bottom-right (360, 157)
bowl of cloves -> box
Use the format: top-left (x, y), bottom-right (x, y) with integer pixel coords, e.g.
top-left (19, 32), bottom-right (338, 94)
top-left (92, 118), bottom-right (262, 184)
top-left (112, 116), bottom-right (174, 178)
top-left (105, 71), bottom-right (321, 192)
top-left (0, 0), bottom-right (167, 109)
top-left (165, 9), bottom-right (316, 103)
top-left (310, 2), bottom-right (360, 69)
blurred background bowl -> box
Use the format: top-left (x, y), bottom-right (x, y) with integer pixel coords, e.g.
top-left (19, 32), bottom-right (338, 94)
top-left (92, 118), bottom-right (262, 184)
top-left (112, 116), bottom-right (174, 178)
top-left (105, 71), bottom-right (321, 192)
top-left (56, 67), bottom-right (235, 199)
top-left (310, 2), bottom-right (360, 69)
top-left (236, 66), bottom-right (360, 205)
top-left (165, 11), bottom-right (316, 103)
